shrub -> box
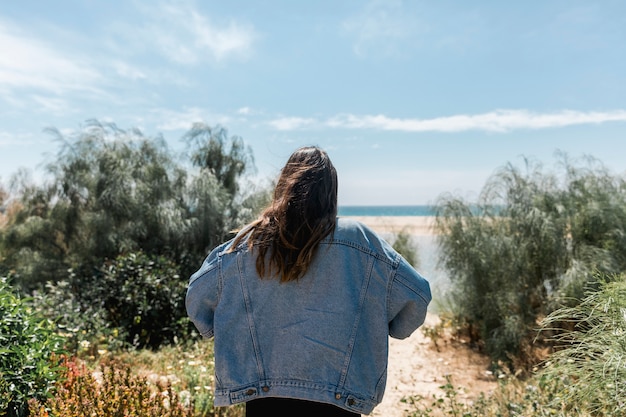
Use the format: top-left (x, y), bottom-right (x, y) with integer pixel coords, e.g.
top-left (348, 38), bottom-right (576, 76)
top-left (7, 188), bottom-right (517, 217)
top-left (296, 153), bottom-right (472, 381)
top-left (391, 228), bottom-right (420, 268)
top-left (539, 275), bottom-right (626, 415)
top-left (434, 154), bottom-right (626, 368)
top-left (405, 274), bottom-right (626, 417)
top-left (79, 252), bottom-right (193, 349)
top-left (31, 279), bottom-right (120, 357)
top-left (0, 277), bottom-right (65, 417)
top-left (30, 357), bottom-right (194, 417)
top-left (1, 121), bottom-right (254, 291)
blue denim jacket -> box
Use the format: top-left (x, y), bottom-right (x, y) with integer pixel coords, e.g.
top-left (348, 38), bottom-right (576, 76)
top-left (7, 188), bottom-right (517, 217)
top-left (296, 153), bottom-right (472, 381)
top-left (186, 218), bottom-right (431, 415)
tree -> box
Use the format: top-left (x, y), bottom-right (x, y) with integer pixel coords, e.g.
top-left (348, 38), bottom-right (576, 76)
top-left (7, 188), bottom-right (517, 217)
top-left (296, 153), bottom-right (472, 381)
top-left (182, 124), bottom-right (255, 265)
top-left (434, 153), bottom-right (626, 367)
top-left (0, 120), bottom-right (258, 291)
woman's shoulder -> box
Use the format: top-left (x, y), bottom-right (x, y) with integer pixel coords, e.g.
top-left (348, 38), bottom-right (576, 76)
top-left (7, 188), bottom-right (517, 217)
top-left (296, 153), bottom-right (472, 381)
top-left (333, 217), bottom-right (399, 264)
top-left (334, 217), bottom-right (386, 245)
top-left (336, 217), bottom-right (372, 234)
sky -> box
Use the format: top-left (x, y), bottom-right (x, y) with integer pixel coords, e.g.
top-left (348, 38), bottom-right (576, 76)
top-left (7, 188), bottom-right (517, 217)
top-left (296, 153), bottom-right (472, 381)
top-left (1, 0), bottom-right (626, 206)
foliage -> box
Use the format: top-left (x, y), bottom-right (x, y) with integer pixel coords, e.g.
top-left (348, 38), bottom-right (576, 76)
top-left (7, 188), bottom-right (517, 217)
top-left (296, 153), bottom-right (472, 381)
top-left (0, 120), bottom-right (256, 291)
top-left (0, 277), bottom-right (65, 417)
top-left (404, 275), bottom-right (626, 417)
top-left (117, 341), bottom-right (244, 417)
top-left (403, 373), bottom-right (571, 417)
top-left (391, 228), bottom-right (420, 268)
top-left (434, 154), bottom-right (626, 367)
top-left (30, 357), bottom-right (195, 417)
top-left (184, 123), bottom-right (252, 198)
top-left (539, 275), bottom-right (626, 415)
top-left (32, 252), bottom-right (191, 351)
top-left (31, 279), bottom-right (116, 357)
top-left (0, 183), bottom-right (7, 230)
top-left (86, 252), bottom-right (191, 349)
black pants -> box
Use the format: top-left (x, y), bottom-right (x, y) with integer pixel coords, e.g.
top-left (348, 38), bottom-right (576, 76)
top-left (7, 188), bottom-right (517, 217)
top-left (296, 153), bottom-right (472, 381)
top-left (246, 397), bottom-right (360, 417)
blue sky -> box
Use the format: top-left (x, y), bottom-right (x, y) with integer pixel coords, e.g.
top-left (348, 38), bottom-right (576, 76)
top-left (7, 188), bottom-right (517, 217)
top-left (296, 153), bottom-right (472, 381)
top-left (1, 1), bottom-right (626, 205)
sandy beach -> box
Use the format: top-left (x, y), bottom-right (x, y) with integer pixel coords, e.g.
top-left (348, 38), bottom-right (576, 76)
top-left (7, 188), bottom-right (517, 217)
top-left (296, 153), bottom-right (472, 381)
top-left (342, 216), bottom-right (438, 236)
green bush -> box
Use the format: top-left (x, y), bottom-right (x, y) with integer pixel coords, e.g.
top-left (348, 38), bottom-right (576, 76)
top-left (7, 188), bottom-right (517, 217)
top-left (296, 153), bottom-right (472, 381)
top-left (391, 228), bottom-right (419, 268)
top-left (79, 252), bottom-right (192, 349)
top-left (540, 275), bottom-right (626, 415)
top-left (434, 154), bottom-right (626, 367)
top-left (30, 252), bottom-right (195, 352)
top-left (0, 277), bottom-right (65, 417)
top-left (1, 121), bottom-right (255, 291)
top-left (31, 279), bottom-right (119, 357)
top-left (404, 274), bottom-right (626, 417)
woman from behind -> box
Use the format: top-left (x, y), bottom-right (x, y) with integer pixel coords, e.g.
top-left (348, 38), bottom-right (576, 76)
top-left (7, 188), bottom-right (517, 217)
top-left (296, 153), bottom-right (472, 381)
top-left (186, 146), bottom-right (431, 416)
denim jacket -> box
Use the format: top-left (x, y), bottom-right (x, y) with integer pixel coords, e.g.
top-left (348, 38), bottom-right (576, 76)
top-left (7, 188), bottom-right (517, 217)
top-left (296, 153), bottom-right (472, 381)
top-left (186, 218), bottom-right (431, 415)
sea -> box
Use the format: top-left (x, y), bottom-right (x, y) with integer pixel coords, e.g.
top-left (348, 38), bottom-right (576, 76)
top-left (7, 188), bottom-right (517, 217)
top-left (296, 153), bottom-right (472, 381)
top-left (338, 205), bottom-right (435, 217)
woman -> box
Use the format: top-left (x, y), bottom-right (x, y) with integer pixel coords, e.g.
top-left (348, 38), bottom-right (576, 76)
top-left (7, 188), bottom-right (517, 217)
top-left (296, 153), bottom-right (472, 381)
top-left (186, 146), bottom-right (431, 416)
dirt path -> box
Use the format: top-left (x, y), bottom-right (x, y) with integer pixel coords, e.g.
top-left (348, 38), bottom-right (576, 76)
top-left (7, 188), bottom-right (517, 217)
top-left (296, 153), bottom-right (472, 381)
top-left (372, 313), bottom-right (497, 417)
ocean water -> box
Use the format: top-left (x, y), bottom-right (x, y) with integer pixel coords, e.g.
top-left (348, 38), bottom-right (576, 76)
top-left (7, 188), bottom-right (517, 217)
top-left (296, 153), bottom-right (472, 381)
top-left (338, 205), bottom-right (435, 217)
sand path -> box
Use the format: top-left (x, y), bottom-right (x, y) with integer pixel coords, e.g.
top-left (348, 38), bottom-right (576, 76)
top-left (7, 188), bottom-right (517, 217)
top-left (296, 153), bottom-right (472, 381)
top-left (371, 314), bottom-right (497, 417)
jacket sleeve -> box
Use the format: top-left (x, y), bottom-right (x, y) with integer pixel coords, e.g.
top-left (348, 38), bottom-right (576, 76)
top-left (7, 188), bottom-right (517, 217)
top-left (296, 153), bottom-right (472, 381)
top-left (185, 247), bottom-right (222, 339)
top-left (387, 258), bottom-right (432, 339)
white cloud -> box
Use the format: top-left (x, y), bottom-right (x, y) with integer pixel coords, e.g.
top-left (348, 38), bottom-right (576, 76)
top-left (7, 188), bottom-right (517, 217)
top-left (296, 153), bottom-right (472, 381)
top-left (153, 107), bottom-right (232, 131)
top-left (113, 61), bottom-right (147, 80)
top-left (31, 95), bottom-right (71, 115)
top-left (0, 131), bottom-right (35, 148)
top-left (327, 110), bottom-right (626, 132)
top-left (129, 1), bottom-right (257, 64)
top-left (268, 117), bottom-right (317, 131)
top-left (342, 0), bottom-right (424, 57)
top-left (267, 109), bottom-right (626, 133)
top-left (0, 20), bottom-right (102, 94)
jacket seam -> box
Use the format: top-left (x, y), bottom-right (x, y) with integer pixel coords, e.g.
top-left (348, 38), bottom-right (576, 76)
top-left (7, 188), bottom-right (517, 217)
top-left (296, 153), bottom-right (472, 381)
top-left (320, 239), bottom-right (398, 267)
top-left (394, 273), bottom-right (431, 304)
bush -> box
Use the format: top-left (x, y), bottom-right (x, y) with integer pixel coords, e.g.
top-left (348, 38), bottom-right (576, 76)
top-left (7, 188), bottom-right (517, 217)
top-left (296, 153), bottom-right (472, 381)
top-left (1, 121), bottom-right (254, 291)
top-left (30, 357), bottom-right (194, 417)
top-left (0, 277), bottom-right (65, 417)
top-left (391, 228), bottom-right (419, 268)
top-left (404, 275), bottom-right (626, 417)
top-left (79, 252), bottom-right (193, 349)
top-left (31, 279), bottom-right (119, 357)
top-left (539, 275), bottom-right (626, 415)
top-left (434, 154), bottom-right (626, 368)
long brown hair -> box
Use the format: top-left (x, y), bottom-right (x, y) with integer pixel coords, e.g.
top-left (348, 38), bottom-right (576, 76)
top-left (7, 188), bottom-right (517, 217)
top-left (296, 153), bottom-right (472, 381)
top-left (231, 146), bottom-right (338, 282)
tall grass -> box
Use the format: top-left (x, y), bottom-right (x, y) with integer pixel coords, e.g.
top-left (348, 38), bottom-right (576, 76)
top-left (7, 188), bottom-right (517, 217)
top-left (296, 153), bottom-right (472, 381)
top-left (406, 274), bottom-right (626, 417)
top-left (540, 275), bottom-right (626, 415)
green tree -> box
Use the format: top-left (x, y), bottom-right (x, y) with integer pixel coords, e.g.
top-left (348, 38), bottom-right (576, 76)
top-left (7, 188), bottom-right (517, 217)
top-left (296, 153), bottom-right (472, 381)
top-left (184, 123), bottom-right (252, 197)
top-left (0, 121), bottom-right (257, 290)
top-left (0, 120), bottom-right (264, 348)
top-left (182, 124), bottom-right (255, 262)
top-left (434, 154), bottom-right (626, 367)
